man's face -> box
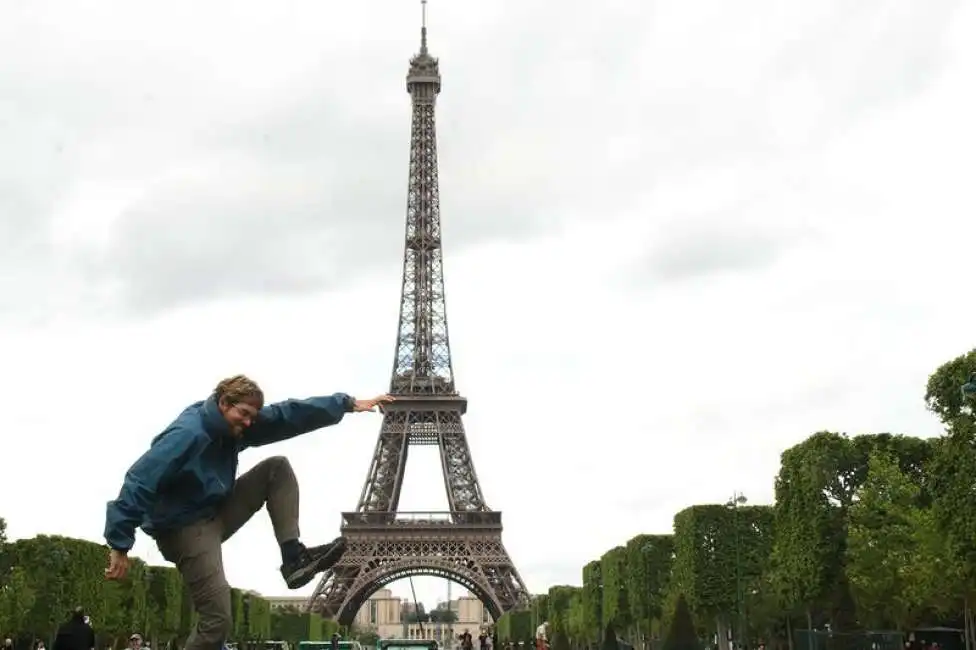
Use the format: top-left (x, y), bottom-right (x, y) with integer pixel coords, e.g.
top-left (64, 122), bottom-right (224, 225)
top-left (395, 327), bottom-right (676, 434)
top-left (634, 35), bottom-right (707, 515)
top-left (219, 398), bottom-right (260, 437)
top-left (130, 637), bottom-right (142, 649)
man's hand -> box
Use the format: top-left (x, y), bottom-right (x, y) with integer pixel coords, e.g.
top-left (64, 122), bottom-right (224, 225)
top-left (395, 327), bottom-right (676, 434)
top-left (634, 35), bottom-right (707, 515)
top-left (353, 394), bottom-right (395, 413)
top-left (105, 548), bottom-right (130, 580)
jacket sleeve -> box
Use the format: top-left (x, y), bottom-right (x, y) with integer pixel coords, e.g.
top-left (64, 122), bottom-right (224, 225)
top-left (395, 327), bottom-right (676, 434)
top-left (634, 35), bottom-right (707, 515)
top-left (104, 427), bottom-right (199, 551)
top-left (241, 394), bottom-right (352, 449)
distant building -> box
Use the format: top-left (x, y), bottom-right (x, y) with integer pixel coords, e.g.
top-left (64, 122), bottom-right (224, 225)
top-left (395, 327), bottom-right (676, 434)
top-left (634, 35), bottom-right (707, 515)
top-left (265, 595), bottom-right (309, 611)
top-left (353, 589), bottom-right (493, 643)
top-left (260, 589), bottom-right (493, 643)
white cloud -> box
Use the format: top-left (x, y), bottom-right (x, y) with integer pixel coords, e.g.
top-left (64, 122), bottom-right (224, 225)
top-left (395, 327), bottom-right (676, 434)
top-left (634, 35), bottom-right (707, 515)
top-left (1, 0), bottom-right (975, 612)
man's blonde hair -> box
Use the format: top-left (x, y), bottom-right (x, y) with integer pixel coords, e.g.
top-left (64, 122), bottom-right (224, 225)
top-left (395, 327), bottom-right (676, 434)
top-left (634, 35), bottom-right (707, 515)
top-left (213, 374), bottom-right (264, 408)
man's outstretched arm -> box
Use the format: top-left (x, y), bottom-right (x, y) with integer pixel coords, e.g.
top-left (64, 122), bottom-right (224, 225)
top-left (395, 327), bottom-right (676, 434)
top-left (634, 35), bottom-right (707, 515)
top-left (104, 427), bottom-right (199, 552)
top-left (243, 393), bottom-right (394, 448)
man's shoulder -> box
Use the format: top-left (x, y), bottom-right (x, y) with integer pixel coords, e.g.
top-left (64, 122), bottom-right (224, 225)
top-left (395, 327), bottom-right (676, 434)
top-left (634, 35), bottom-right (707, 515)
top-left (150, 402), bottom-right (210, 446)
top-left (174, 400), bottom-right (207, 425)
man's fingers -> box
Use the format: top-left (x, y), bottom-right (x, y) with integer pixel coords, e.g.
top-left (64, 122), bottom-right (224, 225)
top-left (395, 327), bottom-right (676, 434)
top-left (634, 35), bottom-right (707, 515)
top-left (105, 559), bottom-right (129, 580)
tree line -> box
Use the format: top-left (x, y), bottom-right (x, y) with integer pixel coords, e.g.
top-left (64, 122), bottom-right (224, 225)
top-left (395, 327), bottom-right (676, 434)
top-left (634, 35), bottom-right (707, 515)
top-left (401, 602), bottom-right (459, 624)
top-left (0, 529), bottom-right (340, 649)
top-left (6, 350), bottom-right (976, 650)
top-left (497, 350), bottom-right (976, 650)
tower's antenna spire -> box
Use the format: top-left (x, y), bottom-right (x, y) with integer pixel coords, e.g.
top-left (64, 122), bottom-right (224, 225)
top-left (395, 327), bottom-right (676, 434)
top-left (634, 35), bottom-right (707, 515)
top-left (420, 0), bottom-right (428, 54)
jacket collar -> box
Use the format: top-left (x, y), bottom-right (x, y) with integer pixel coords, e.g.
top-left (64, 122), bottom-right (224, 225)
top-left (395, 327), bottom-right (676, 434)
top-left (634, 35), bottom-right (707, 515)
top-left (200, 396), bottom-right (232, 440)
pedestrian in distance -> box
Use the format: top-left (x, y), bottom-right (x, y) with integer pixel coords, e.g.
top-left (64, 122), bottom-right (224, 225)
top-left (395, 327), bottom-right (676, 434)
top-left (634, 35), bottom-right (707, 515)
top-left (52, 608), bottom-right (95, 650)
top-left (103, 375), bottom-right (394, 650)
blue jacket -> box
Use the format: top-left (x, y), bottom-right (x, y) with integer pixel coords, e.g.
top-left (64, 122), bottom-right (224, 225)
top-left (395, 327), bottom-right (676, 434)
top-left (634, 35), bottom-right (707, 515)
top-left (104, 393), bottom-right (352, 551)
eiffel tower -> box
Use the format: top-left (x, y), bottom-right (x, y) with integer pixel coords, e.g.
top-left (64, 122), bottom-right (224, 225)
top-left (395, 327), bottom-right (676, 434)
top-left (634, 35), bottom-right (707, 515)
top-left (305, 5), bottom-right (529, 625)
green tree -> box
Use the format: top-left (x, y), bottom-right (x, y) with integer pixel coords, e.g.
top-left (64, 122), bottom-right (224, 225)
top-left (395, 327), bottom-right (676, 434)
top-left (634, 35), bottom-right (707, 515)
top-left (0, 566), bottom-right (36, 635)
top-left (601, 547), bottom-right (630, 631)
top-left (272, 610), bottom-right (314, 644)
top-left (601, 622), bottom-right (617, 650)
top-left (146, 566), bottom-right (184, 642)
top-left (499, 611), bottom-right (533, 643)
top-left (430, 607), bottom-right (458, 623)
top-left (624, 534), bottom-right (673, 642)
top-left (231, 589), bottom-right (247, 638)
top-left (350, 624), bottom-right (380, 646)
top-left (924, 348), bottom-right (976, 425)
top-left (566, 589), bottom-right (586, 645)
top-left (766, 432), bottom-right (853, 628)
top-left (662, 594), bottom-right (699, 650)
top-left (582, 561), bottom-right (603, 643)
top-left (11, 536), bottom-right (76, 637)
top-left (735, 505), bottom-right (774, 646)
top-left (927, 352), bottom-right (976, 612)
top-left (547, 586), bottom-right (578, 637)
top-left (532, 594), bottom-right (551, 631)
top-left (845, 450), bottom-right (938, 627)
top-left (930, 431), bottom-right (976, 593)
top-left (551, 630), bottom-right (570, 650)
top-left (669, 505), bottom-right (737, 650)
top-left (849, 434), bottom-right (933, 500)
top-left (247, 595), bottom-right (272, 640)
top-left (403, 602), bottom-right (427, 624)
top-left (0, 516), bottom-right (8, 589)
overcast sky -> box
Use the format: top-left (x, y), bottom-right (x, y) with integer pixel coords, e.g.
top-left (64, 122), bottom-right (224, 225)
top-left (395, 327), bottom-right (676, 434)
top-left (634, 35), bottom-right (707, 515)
top-left (2, 0), bottom-right (975, 613)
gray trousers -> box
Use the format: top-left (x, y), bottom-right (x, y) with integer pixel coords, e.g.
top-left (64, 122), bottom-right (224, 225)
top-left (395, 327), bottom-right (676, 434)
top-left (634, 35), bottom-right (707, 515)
top-left (156, 456), bottom-right (301, 650)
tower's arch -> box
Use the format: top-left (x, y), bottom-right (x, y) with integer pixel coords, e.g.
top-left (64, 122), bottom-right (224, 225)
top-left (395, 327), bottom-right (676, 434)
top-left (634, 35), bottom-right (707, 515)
top-left (333, 558), bottom-right (504, 626)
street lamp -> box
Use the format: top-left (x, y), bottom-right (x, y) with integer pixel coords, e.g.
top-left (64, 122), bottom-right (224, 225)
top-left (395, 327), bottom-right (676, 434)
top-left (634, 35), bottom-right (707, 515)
top-left (724, 493), bottom-right (747, 650)
top-left (962, 374), bottom-right (976, 401)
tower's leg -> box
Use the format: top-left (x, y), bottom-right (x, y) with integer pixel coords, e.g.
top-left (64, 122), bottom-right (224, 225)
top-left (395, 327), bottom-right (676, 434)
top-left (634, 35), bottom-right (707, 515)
top-left (356, 410), bottom-right (410, 512)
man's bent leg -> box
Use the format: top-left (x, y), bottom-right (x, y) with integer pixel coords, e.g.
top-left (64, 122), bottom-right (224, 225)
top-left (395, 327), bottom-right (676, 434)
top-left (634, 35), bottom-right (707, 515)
top-left (218, 455), bottom-right (300, 543)
top-left (156, 520), bottom-right (232, 650)
top-left (217, 455), bottom-right (346, 589)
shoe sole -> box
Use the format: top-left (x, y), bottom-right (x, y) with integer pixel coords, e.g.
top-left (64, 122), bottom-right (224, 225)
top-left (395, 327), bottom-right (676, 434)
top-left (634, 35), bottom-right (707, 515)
top-left (284, 537), bottom-right (348, 589)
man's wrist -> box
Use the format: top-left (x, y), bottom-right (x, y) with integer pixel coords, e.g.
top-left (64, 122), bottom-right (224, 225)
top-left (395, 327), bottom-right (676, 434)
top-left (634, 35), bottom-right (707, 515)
top-left (342, 394), bottom-right (356, 412)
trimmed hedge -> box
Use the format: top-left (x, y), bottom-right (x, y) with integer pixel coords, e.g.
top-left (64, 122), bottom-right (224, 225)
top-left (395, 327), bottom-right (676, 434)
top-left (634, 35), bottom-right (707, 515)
top-left (0, 533), bottom-right (314, 646)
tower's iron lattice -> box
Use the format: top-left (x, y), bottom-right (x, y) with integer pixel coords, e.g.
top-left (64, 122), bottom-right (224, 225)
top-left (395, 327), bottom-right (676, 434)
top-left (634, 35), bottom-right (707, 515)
top-left (305, 14), bottom-right (529, 624)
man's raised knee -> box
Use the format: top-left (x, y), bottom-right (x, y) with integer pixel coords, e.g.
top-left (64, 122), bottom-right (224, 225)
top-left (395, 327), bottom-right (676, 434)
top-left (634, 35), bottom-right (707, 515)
top-left (263, 455), bottom-right (293, 475)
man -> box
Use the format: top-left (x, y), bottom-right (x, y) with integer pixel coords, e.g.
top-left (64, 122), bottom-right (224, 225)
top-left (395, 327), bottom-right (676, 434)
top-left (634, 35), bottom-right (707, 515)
top-left (128, 635), bottom-right (142, 650)
top-left (52, 608), bottom-right (95, 650)
top-left (103, 375), bottom-right (393, 650)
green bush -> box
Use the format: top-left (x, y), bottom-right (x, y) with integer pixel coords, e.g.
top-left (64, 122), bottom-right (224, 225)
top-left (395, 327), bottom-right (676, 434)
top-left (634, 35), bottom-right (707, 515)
top-left (601, 622), bottom-right (617, 650)
top-left (0, 529), bottom-right (292, 645)
top-left (551, 630), bottom-right (570, 650)
top-left (662, 594), bottom-right (699, 650)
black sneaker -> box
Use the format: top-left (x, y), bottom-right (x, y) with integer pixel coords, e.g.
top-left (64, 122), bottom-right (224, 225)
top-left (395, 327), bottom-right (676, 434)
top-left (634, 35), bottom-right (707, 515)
top-left (280, 536), bottom-right (348, 590)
